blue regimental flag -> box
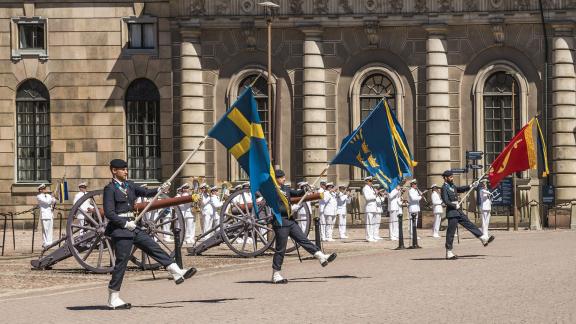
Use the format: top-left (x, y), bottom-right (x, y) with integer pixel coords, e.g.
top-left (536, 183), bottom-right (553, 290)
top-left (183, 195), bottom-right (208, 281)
top-left (208, 87), bottom-right (289, 224)
top-left (331, 100), bottom-right (417, 192)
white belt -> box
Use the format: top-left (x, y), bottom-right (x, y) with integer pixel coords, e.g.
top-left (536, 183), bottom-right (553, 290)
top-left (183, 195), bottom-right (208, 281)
top-left (118, 212), bottom-right (135, 218)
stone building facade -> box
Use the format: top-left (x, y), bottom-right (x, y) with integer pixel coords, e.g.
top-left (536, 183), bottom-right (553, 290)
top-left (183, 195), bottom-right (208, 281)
top-left (0, 1), bottom-right (575, 220)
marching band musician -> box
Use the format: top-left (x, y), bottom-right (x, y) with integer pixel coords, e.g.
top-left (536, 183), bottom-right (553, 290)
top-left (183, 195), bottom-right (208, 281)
top-left (374, 187), bottom-right (385, 240)
top-left (322, 182), bottom-right (338, 242)
top-left (479, 179), bottom-right (492, 237)
top-left (407, 179), bottom-right (422, 242)
top-left (209, 186), bottom-right (224, 228)
top-left (318, 180), bottom-right (327, 241)
top-left (200, 183), bottom-right (213, 239)
top-left (176, 183), bottom-right (196, 245)
top-left (430, 184), bottom-right (443, 238)
top-left (387, 184), bottom-right (402, 241)
top-left (441, 170), bottom-right (495, 260)
top-left (362, 176), bottom-right (378, 242)
top-left (103, 159), bottom-right (196, 309)
top-left (271, 170), bottom-right (336, 284)
top-left (37, 184), bottom-right (56, 248)
top-left (336, 185), bottom-right (351, 239)
top-left (73, 182), bottom-right (93, 236)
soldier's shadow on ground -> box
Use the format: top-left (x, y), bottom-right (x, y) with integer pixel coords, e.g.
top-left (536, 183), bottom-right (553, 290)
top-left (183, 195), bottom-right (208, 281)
top-left (411, 254), bottom-right (487, 261)
top-left (236, 274), bottom-right (369, 284)
top-left (66, 298), bottom-right (252, 311)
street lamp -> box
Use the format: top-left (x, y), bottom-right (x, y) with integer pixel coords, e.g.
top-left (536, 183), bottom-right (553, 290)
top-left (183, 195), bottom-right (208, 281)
top-left (258, 1), bottom-right (279, 165)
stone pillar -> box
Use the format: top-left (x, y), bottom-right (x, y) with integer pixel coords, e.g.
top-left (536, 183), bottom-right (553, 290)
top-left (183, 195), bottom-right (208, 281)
top-left (425, 25), bottom-right (451, 186)
top-left (529, 200), bottom-right (541, 230)
top-left (179, 29), bottom-right (206, 180)
top-left (301, 27), bottom-right (327, 181)
top-left (570, 201), bottom-right (576, 230)
top-left (551, 23), bottom-right (576, 202)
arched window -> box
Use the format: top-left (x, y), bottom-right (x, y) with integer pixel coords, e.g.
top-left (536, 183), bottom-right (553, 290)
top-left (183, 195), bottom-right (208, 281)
top-left (125, 78), bottom-right (161, 181)
top-left (351, 69), bottom-right (400, 180)
top-left (16, 79), bottom-right (50, 182)
top-left (359, 73), bottom-right (396, 120)
top-left (232, 74), bottom-right (271, 181)
top-left (482, 71), bottom-right (520, 166)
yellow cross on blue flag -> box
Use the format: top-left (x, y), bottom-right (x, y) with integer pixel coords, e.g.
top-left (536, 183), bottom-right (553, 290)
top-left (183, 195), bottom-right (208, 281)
top-left (331, 100), bottom-right (417, 191)
top-left (208, 87), bottom-right (289, 224)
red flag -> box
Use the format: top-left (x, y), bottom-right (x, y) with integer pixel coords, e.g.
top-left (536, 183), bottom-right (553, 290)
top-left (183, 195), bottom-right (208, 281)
top-left (488, 118), bottom-right (540, 188)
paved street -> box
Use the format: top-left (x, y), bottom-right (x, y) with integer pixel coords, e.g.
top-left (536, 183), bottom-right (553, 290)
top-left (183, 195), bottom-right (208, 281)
top-left (1, 230), bottom-right (575, 323)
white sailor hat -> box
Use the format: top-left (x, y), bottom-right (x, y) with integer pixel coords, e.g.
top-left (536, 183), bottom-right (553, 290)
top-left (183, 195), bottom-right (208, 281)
top-left (338, 184), bottom-right (347, 188)
top-left (410, 179), bottom-right (418, 184)
top-left (178, 183), bottom-right (190, 191)
top-left (233, 184), bottom-right (242, 191)
top-left (37, 183), bottom-right (47, 190)
top-left (363, 176), bottom-right (373, 181)
top-left (210, 186), bottom-right (219, 191)
top-left (431, 183), bottom-right (439, 188)
top-left (199, 183), bottom-right (208, 189)
top-left (78, 182), bottom-right (87, 188)
top-left (242, 182), bottom-right (250, 188)
top-left (326, 182), bottom-right (335, 188)
top-left (480, 179), bottom-right (489, 183)
top-left (320, 180), bottom-right (327, 184)
top-left (297, 181), bottom-right (308, 188)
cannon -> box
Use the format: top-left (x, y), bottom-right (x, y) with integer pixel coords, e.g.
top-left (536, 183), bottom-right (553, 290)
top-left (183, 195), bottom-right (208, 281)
top-left (187, 188), bottom-right (319, 257)
top-left (31, 190), bottom-right (194, 273)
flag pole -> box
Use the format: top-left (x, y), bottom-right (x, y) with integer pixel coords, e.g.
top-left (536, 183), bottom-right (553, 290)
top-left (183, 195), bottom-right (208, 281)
top-left (290, 165), bottom-right (329, 217)
top-left (457, 169), bottom-right (489, 207)
top-left (135, 135), bottom-right (209, 222)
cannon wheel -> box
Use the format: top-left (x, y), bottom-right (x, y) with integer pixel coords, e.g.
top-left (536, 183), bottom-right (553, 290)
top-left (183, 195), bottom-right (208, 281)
top-left (129, 205), bottom-right (185, 270)
top-left (67, 190), bottom-right (186, 273)
top-left (219, 189), bottom-right (312, 257)
top-left (66, 190), bottom-right (115, 274)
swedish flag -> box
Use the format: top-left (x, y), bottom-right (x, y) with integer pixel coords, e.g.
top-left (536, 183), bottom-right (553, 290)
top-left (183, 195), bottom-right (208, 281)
top-left (208, 87), bottom-right (289, 224)
top-left (331, 99), bottom-right (417, 192)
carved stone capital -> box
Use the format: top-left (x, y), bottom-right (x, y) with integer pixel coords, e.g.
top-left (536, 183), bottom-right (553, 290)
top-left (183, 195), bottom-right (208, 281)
top-left (180, 28), bottom-right (202, 42)
top-left (301, 26), bottom-right (324, 40)
top-left (551, 22), bottom-right (575, 36)
top-left (423, 24), bottom-right (448, 37)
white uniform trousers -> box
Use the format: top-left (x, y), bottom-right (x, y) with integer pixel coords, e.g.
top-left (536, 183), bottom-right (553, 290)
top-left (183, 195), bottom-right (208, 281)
top-left (184, 215), bottom-right (196, 243)
top-left (388, 211), bottom-right (399, 240)
top-left (324, 214), bottom-right (335, 240)
top-left (432, 213), bottom-right (442, 238)
top-left (408, 213), bottom-right (419, 239)
top-left (78, 218), bottom-right (85, 236)
top-left (41, 219), bottom-right (53, 247)
top-left (481, 211), bottom-right (491, 236)
top-left (202, 212), bottom-right (213, 238)
top-left (161, 213), bottom-right (173, 242)
top-left (337, 213), bottom-right (347, 238)
top-left (372, 213), bottom-right (382, 239)
top-left (319, 211), bottom-right (326, 241)
top-left (365, 212), bottom-right (377, 241)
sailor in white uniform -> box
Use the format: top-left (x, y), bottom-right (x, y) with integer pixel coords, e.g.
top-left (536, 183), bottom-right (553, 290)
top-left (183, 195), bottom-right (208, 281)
top-left (36, 184), bottom-right (56, 248)
top-left (430, 184), bottom-right (444, 238)
top-left (176, 183), bottom-right (196, 244)
top-left (73, 182), bottom-right (93, 236)
top-left (479, 179), bottom-right (492, 237)
top-left (362, 176), bottom-right (378, 242)
top-left (336, 185), bottom-right (351, 239)
top-left (407, 179), bottom-right (422, 241)
top-left (317, 180), bottom-right (327, 241)
top-left (322, 182), bottom-right (338, 241)
top-left (387, 185), bottom-right (401, 240)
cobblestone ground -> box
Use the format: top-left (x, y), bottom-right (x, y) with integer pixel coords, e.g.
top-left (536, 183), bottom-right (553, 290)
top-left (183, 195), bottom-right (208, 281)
top-left (1, 229), bottom-right (575, 323)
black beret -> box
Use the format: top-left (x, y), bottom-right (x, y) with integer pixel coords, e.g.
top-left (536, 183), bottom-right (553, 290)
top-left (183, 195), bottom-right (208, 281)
top-left (110, 159), bottom-right (128, 168)
top-left (442, 170), bottom-right (453, 177)
top-left (275, 169), bottom-right (285, 177)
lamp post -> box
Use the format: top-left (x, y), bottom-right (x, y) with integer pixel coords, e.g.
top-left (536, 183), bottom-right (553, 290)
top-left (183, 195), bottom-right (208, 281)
top-left (258, 1), bottom-right (279, 165)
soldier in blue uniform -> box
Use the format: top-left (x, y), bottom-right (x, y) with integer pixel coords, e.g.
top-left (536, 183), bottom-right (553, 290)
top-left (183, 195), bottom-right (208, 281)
top-left (271, 169), bottom-right (337, 284)
top-left (441, 170), bottom-right (495, 260)
top-left (104, 159), bottom-right (196, 309)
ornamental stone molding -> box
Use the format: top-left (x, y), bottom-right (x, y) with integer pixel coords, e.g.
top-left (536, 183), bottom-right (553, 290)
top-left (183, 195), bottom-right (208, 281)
top-left (492, 24), bottom-right (505, 44)
top-left (241, 21), bottom-right (257, 50)
top-left (364, 21), bottom-right (380, 47)
top-left (179, 0), bottom-right (574, 16)
top-left (339, 0), bottom-right (353, 14)
top-left (289, 0), bottom-right (303, 14)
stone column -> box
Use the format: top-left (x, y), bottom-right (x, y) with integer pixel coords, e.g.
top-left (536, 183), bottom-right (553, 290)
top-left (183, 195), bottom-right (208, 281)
top-left (179, 29), bottom-right (206, 180)
top-left (425, 25), bottom-right (451, 186)
top-left (551, 23), bottom-right (576, 202)
top-left (301, 27), bottom-right (327, 181)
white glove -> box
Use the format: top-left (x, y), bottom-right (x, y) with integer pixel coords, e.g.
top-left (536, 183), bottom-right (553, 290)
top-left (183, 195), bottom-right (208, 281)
top-left (471, 180), bottom-right (479, 188)
top-left (124, 220), bottom-right (137, 231)
top-left (455, 203), bottom-right (461, 210)
top-left (158, 181), bottom-right (171, 193)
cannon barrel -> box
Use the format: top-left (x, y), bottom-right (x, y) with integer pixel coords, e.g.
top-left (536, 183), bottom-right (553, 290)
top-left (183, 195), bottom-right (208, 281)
top-left (230, 192), bottom-right (323, 213)
top-left (98, 194), bottom-right (200, 215)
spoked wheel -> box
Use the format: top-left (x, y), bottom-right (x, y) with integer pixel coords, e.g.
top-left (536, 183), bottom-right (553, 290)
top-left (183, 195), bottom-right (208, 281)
top-left (284, 202), bottom-right (312, 254)
top-left (67, 190), bottom-right (116, 274)
top-left (130, 204), bottom-right (186, 270)
top-left (219, 189), bottom-right (275, 257)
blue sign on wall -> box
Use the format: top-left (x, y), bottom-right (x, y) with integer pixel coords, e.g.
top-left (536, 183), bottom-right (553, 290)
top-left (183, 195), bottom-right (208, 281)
top-left (542, 185), bottom-right (555, 205)
top-left (491, 177), bottom-right (514, 206)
